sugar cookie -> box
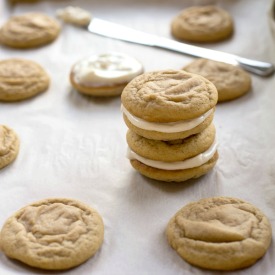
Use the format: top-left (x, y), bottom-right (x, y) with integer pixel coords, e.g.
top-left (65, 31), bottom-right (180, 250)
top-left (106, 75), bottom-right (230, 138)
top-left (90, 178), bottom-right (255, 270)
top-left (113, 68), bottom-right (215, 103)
top-left (121, 70), bottom-right (218, 140)
top-left (127, 124), bottom-right (218, 182)
top-left (184, 59), bottom-right (252, 101)
top-left (0, 58), bottom-right (50, 101)
top-left (171, 6), bottom-right (233, 43)
top-left (57, 6), bottom-right (92, 27)
top-left (0, 13), bottom-right (60, 48)
top-left (167, 197), bottom-right (272, 270)
top-left (0, 125), bottom-right (19, 169)
top-left (0, 198), bottom-right (104, 270)
top-left (70, 52), bottom-right (144, 97)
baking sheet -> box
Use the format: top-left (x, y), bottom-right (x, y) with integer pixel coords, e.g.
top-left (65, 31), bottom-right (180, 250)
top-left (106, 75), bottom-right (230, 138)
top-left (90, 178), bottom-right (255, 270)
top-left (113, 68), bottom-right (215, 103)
top-left (0, 0), bottom-right (275, 274)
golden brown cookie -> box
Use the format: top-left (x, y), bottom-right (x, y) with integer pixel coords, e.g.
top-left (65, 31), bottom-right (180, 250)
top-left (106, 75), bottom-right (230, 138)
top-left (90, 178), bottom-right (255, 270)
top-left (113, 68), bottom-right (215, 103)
top-left (0, 58), bottom-right (50, 101)
top-left (0, 125), bottom-right (20, 169)
top-left (0, 198), bottom-right (104, 270)
top-left (0, 13), bottom-right (60, 49)
top-left (57, 6), bottom-right (92, 27)
top-left (171, 6), bottom-right (234, 43)
top-left (70, 52), bottom-right (144, 97)
top-left (127, 124), bottom-right (218, 182)
top-left (184, 59), bottom-right (252, 102)
top-left (167, 197), bottom-right (272, 270)
top-left (121, 70), bottom-right (218, 140)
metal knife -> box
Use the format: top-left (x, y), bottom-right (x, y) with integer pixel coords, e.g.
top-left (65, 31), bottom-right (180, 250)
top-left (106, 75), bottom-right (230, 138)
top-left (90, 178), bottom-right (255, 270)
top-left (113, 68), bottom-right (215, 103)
top-left (87, 18), bottom-right (274, 77)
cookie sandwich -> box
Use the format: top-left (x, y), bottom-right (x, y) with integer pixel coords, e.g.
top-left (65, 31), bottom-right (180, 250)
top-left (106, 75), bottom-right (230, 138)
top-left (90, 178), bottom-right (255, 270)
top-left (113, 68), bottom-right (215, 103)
top-left (70, 52), bottom-right (143, 97)
top-left (121, 70), bottom-right (219, 182)
top-left (126, 123), bottom-right (218, 182)
top-left (166, 197), bottom-right (272, 270)
top-left (121, 70), bottom-right (217, 141)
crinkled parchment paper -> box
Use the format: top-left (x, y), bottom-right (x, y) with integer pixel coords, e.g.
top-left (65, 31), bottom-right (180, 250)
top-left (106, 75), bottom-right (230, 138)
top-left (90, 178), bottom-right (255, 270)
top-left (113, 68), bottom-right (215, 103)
top-left (0, 0), bottom-right (275, 274)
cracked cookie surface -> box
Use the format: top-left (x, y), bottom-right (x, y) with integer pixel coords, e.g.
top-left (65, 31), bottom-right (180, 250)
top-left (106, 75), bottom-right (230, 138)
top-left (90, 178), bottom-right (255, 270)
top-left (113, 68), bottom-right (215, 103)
top-left (166, 197), bottom-right (272, 270)
top-left (171, 6), bottom-right (233, 43)
top-left (0, 12), bottom-right (60, 48)
top-left (0, 58), bottom-right (50, 101)
top-left (0, 198), bottom-right (104, 270)
top-left (184, 59), bottom-right (252, 102)
top-left (121, 70), bottom-right (217, 122)
top-left (121, 70), bottom-right (217, 140)
top-left (0, 125), bottom-right (19, 169)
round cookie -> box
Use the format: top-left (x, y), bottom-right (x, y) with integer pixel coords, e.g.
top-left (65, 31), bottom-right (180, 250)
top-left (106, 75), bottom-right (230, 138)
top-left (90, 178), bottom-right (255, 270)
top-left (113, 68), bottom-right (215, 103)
top-left (0, 13), bottom-right (60, 49)
top-left (0, 198), bottom-right (104, 270)
top-left (171, 6), bottom-right (234, 43)
top-left (127, 124), bottom-right (218, 182)
top-left (184, 59), bottom-right (252, 102)
top-left (166, 197), bottom-right (272, 270)
top-left (57, 6), bottom-right (92, 27)
top-left (70, 52), bottom-right (144, 97)
top-left (0, 58), bottom-right (50, 101)
top-left (121, 70), bottom-right (218, 141)
top-left (0, 125), bottom-right (20, 169)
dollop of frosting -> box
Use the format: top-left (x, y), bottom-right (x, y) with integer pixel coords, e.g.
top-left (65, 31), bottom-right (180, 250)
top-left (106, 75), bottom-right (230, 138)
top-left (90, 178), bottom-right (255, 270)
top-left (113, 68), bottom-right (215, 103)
top-left (72, 53), bottom-right (143, 87)
top-left (127, 139), bottom-right (218, 170)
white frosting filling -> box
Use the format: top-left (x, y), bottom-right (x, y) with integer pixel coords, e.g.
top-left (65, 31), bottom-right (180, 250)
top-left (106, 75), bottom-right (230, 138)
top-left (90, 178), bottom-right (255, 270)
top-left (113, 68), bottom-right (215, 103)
top-left (121, 104), bottom-right (213, 133)
top-left (56, 6), bottom-right (92, 27)
top-left (127, 139), bottom-right (218, 170)
top-left (73, 53), bottom-right (143, 86)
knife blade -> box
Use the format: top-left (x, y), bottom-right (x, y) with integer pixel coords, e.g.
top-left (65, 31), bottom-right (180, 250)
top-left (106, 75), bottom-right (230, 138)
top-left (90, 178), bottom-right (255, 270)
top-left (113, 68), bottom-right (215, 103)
top-left (88, 18), bottom-right (274, 77)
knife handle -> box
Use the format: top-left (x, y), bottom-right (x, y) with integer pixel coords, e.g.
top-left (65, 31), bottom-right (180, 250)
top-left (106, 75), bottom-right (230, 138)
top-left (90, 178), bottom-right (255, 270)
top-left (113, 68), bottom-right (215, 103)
top-left (154, 38), bottom-right (275, 77)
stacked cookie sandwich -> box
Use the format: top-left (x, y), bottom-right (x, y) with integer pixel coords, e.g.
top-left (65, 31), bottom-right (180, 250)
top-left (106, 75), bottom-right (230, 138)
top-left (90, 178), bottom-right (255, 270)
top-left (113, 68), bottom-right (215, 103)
top-left (121, 70), bottom-right (218, 182)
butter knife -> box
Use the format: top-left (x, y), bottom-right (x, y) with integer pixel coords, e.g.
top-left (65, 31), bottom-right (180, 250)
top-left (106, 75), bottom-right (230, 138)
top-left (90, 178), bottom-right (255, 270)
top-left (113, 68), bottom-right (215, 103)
top-left (88, 18), bottom-right (274, 76)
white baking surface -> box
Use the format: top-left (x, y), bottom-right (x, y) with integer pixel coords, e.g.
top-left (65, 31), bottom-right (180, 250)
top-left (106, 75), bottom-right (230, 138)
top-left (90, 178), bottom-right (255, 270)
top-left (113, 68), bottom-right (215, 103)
top-left (0, 0), bottom-right (275, 274)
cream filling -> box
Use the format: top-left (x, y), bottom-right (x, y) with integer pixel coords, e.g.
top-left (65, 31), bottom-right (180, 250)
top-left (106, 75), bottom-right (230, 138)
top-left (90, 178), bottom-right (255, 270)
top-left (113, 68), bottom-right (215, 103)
top-left (127, 139), bottom-right (218, 170)
top-left (122, 105), bottom-right (213, 133)
top-left (56, 6), bottom-right (92, 27)
top-left (73, 53), bottom-right (143, 86)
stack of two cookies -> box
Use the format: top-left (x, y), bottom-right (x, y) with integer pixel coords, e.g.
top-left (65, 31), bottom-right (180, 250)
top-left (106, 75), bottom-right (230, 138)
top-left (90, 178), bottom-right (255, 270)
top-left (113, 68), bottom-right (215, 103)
top-left (121, 70), bottom-right (218, 182)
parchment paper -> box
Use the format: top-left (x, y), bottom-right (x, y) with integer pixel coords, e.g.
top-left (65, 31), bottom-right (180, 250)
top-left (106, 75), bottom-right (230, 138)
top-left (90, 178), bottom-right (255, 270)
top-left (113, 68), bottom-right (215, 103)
top-left (0, 0), bottom-right (275, 274)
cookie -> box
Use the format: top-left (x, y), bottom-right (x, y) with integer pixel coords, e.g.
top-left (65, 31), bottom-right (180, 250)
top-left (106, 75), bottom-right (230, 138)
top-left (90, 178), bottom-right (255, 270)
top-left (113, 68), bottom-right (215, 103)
top-left (70, 52), bottom-right (144, 97)
top-left (0, 13), bottom-right (60, 48)
top-left (121, 70), bottom-right (218, 140)
top-left (167, 197), bottom-right (272, 270)
top-left (0, 198), bottom-right (104, 270)
top-left (127, 124), bottom-right (218, 182)
top-left (57, 6), bottom-right (92, 27)
top-left (0, 58), bottom-right (50, 101)
top-left (0, 125), bottom-right (20, 169)
top-left (171, 6), bottom-right (234, 43)
top-left (184, 59), bottom-right (252, 102)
